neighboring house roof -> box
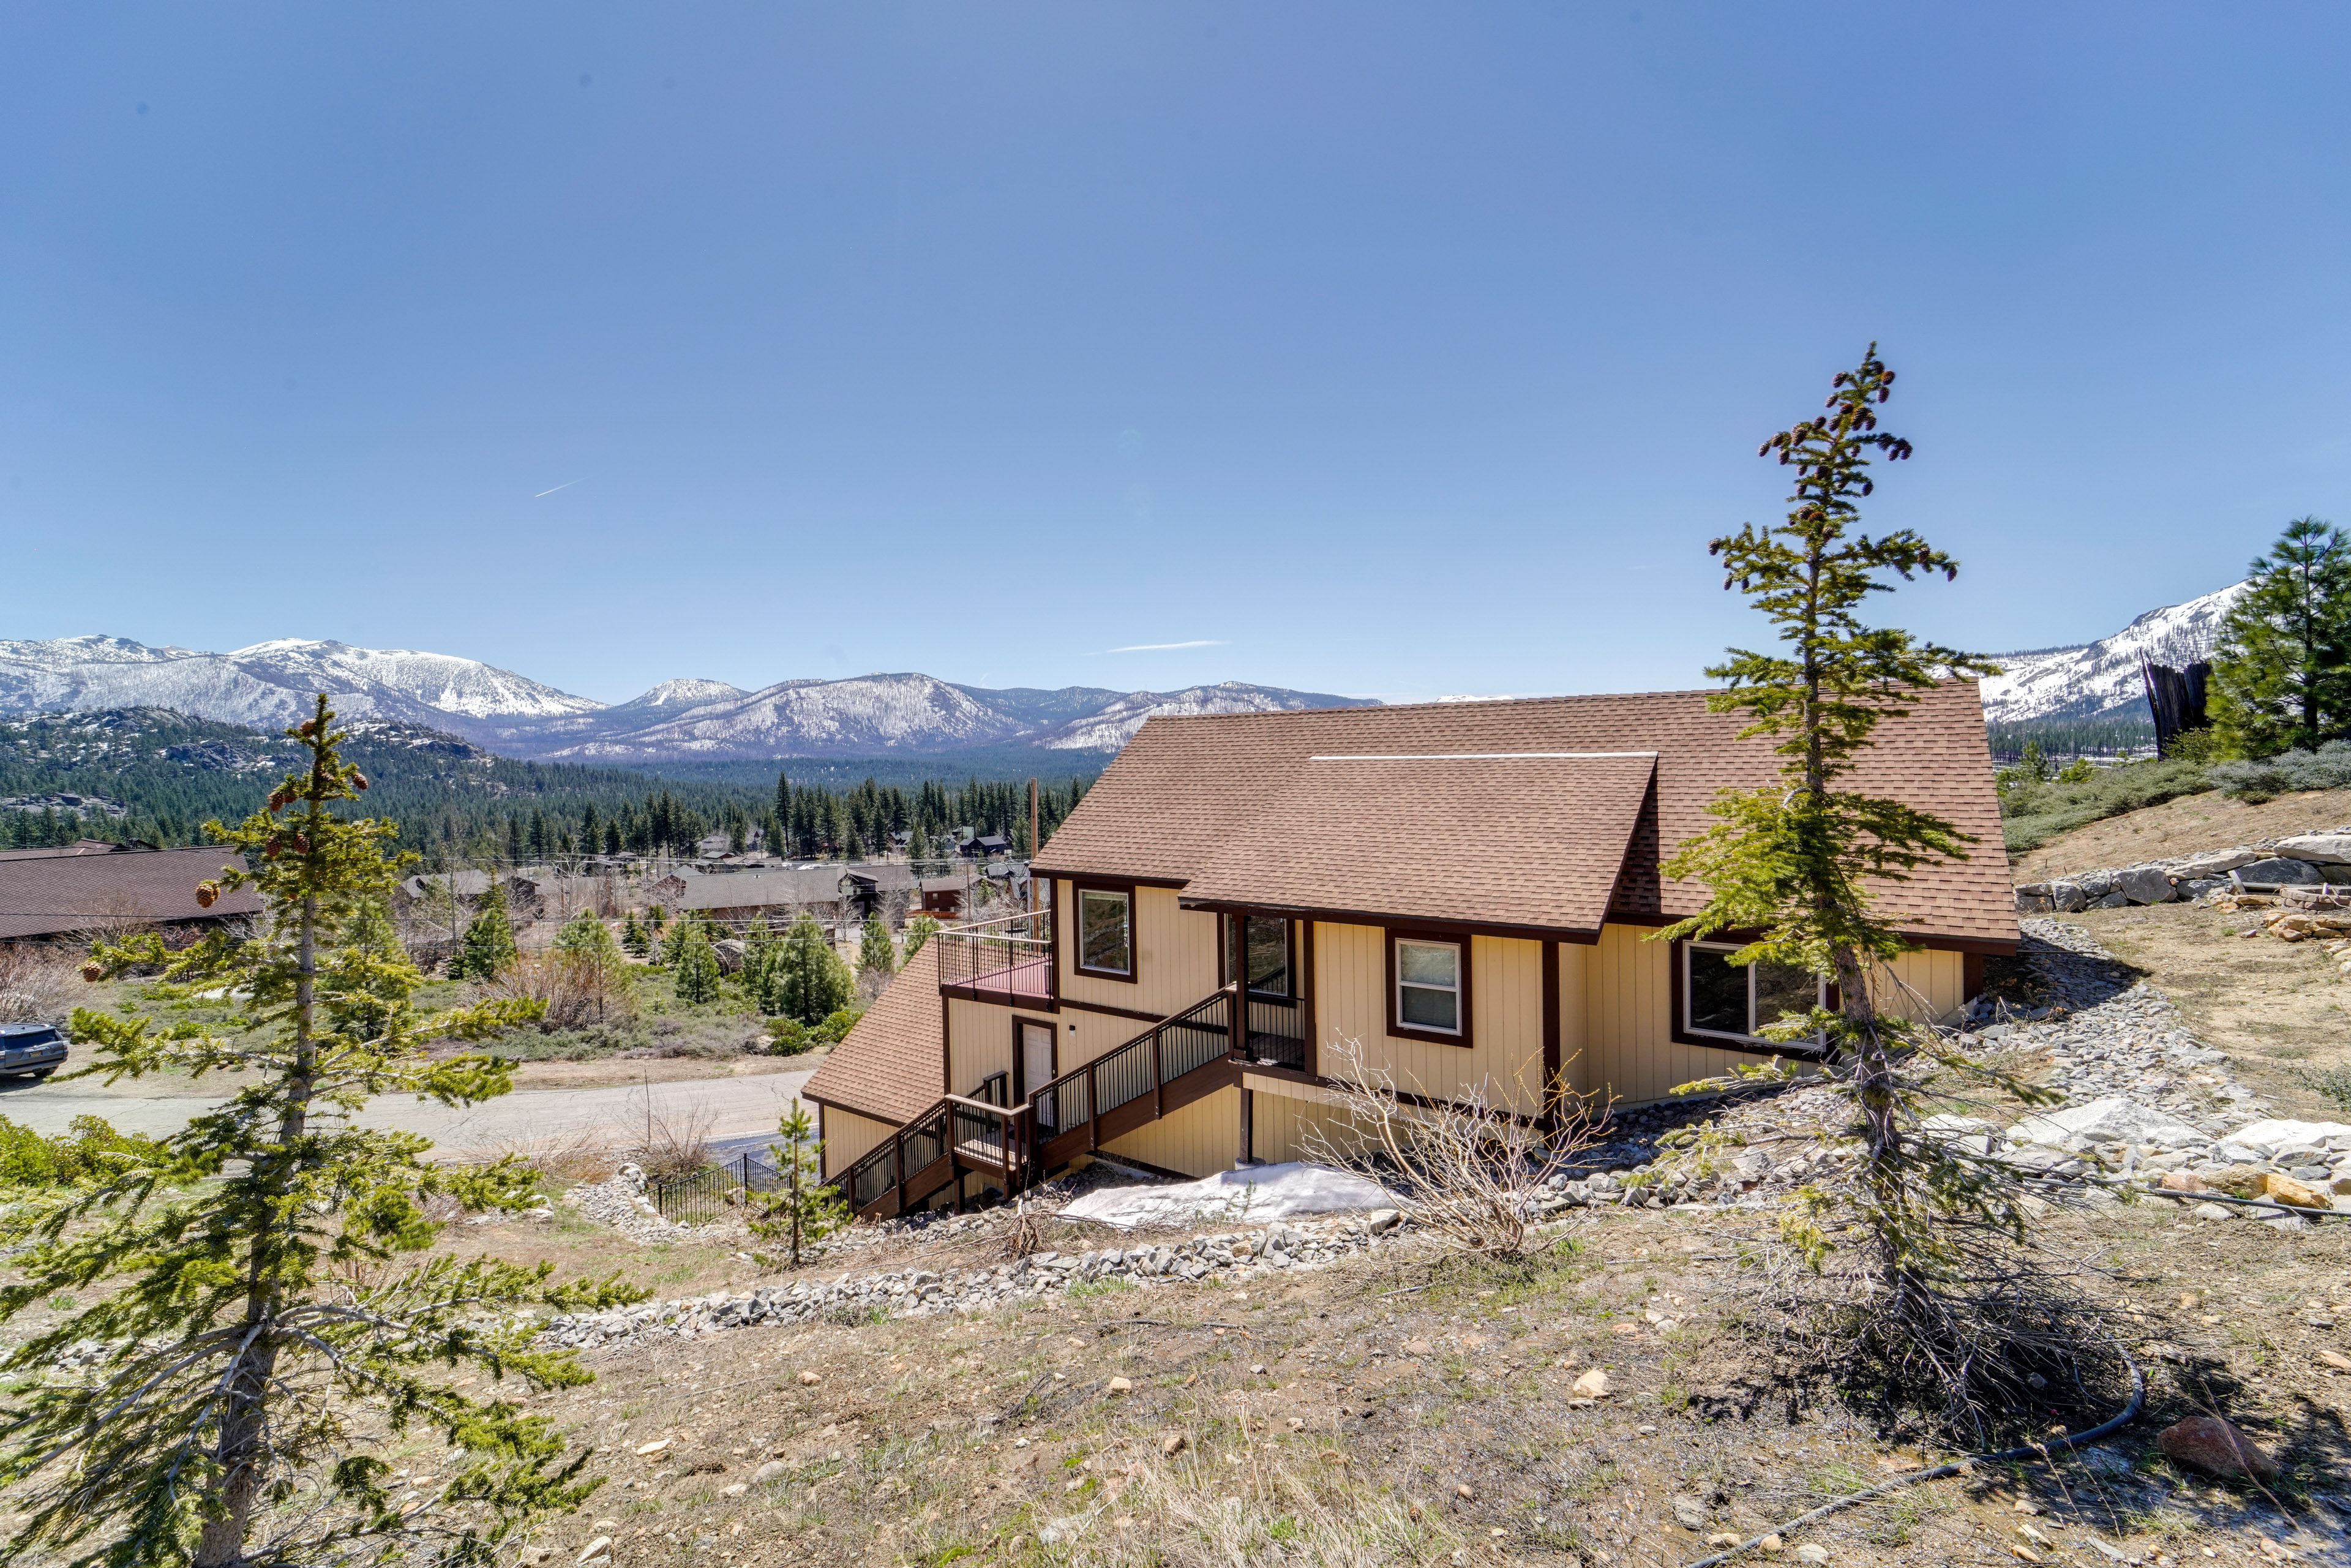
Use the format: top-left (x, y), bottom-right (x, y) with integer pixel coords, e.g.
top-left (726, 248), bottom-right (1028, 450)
top-left (0, 846), bottom-right (265, 940)
top-left (1179, 752), bottom-right (1657, 937)
top-left (397, 871), bottom-right (492, 900)
top-left (803, 942), bottom-right (943, 1125)
top-left (656, 864), bottom-right (915, 912)
top-left (1035, 683), bottom-right (2017, 948)
top-left (0, 840), bottom-right (144, 861)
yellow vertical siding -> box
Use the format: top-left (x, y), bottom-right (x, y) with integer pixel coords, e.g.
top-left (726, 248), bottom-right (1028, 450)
top-left (1578, 923), bottom-right (1755, 1107)
top-left (1307, 923), bottom-right (1548, 1116)
top-left (1104, 1086), bottom-right (1239, 1176)
top-left (1056, 882), bottom-right (1224, 1020)
top-left (818, 1106), bottom-right (898, 1179)
top-left (1873, 948), bottom-right (1967, 1025)
top-left (1248, 1081), bottom-right (1376, 1166)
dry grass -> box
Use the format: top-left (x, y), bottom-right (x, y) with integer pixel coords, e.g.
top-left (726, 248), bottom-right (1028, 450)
top-left (448, 1124), bottom-right (618, 1185)
top-left (472, 950), bottom-right (637, 1031)
top-left (0, 945), bottom-right (86, 1024)
top-left (613, 1084), bottom-right (717, 1178)
top-left (2017, 784), bottom-right (2351, 880)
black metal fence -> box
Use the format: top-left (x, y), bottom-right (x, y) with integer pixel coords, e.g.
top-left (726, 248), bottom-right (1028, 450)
top-left (648, 1149), bottom-right (787, 1226)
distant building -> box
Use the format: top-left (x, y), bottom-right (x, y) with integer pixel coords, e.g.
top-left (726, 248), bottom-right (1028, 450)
top-left (0, 844), bottom-right (264, 943)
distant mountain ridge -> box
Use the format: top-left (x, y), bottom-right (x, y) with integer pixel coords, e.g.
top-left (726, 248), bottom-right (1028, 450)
top-left (0, 636), bottom-right (1373, 762)
top-left (1978, 582), bottom-right (2248, 726)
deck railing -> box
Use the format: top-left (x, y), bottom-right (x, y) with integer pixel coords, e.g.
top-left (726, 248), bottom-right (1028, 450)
top-left (1031, 985), bottom-right (1236, 1144)
top-left (1240, 992), bottom-right (1308, 1071)
top-left (933, 907), bottom-right (1054, 1002)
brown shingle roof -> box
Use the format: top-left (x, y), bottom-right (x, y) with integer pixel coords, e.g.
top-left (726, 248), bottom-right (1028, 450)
top-left (1035, 682), bottom-right (2017, 948)
top-left (803, 941), bottom-right (944, 1125)
top-left (1180, 752), bottom-right (1657, 936)
top-left (0, 846), bottom-right (264, 940)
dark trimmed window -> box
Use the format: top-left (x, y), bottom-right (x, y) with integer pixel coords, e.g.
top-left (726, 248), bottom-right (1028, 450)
top-left (1682, 942), bottom-right (1822, 1044)
top-left (1395, 938), bottom-right (1462, 1035)
top-left (1075, 887), bottom-right (1133, 977)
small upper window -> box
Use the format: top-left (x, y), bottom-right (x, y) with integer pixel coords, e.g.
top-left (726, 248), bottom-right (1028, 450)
top-left (1076, 888), bottom-right (1133, 976)
top-left (1233, 915), bottom-right (1289, 998)
top-left (1395, 939), bottom-right (1461, 1035)
top-left (1684, 942), bottom-right (1823, 1043)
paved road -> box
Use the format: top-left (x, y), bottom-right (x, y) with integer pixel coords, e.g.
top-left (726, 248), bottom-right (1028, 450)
top-left (0, 1066), bottom-right (820, 1159)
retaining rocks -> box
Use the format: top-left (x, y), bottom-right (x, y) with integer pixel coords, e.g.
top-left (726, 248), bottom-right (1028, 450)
top-left (2014, 823), bottom-right (2351, 913)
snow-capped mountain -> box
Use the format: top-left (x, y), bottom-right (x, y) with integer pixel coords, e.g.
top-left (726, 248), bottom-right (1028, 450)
top-left (0, 636), bottom-right (600, 733)
top-left (0, 636), bottom-right (1376, 760)
top-left (1034, 681), bottom-right (1382, 751)
top-left (1978, 582), bottom-right (2248, 725)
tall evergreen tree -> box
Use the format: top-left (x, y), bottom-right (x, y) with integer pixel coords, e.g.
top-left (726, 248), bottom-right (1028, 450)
top-left (456, 882), bottom-right (519, 981)
top-left (1660, 347), bottom-right (2060, 1435)
top-left (9, 696), bottom-right (639, 1568)
top-left (776, 913), bottom-right (855, 1026)
top-left (2210, 516), bottom-right (2351, 757)
top-left (858, 915), bottom-right (896, 980)
top-left (667, 920), bottom-right (722, 1006)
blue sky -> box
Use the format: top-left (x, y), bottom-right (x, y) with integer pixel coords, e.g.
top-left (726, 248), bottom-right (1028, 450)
top-left (4, 5), bottom-right (2347, 705)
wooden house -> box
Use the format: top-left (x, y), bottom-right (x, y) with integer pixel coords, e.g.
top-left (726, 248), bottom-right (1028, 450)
top-left (802, 686), bottom-right (2017, 1220)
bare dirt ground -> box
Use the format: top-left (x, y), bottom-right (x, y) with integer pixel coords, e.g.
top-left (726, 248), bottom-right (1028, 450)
top-left (2017, 788), bottom-right (2351, 883)
top-left (2071, 902), bottom-right (2351, 1124)
top-left (54, 1188), bottom-right (2328, 1568)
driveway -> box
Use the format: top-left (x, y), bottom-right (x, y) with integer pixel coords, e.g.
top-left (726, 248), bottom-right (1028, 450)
top-left (0, 1065), bottom-right (822, 1160)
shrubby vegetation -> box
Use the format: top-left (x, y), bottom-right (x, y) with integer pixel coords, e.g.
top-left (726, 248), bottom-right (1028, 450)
top-left (0, 1113), bottom-right (164, 1188)
top-left (1997, 755), bottom-right (2216, 853)
top-left (2206, 739), bottom-right (2351, 801)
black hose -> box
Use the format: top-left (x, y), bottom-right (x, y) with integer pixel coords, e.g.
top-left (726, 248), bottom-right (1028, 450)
top-left (1679, 1354), bottom-right (2147, 1568)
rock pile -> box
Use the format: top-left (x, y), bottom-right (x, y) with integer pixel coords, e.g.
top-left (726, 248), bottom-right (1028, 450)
top-left (539, 1212), bottom-right (1403, 1351)
top-left (563, 1166), bottom-right (730, 1246)
top-left (2014, 829), bottom-right (2351, 913)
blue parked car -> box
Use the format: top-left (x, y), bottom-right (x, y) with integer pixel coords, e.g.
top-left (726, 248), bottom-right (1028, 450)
top-left (0, 1022), bottom-right (67, 1080)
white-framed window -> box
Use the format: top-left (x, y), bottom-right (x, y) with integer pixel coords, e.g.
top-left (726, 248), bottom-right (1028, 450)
top-left (1075, 887), bottom-right (1133, 977)
top-left (1395, 938), bottom-right (1462, 1035)
top-left (1682, 942), bottom-right (1823, 1043)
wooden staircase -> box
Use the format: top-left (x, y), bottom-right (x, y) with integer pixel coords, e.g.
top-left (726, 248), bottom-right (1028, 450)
top-left (836, 983), bottom-right (1245, 1222)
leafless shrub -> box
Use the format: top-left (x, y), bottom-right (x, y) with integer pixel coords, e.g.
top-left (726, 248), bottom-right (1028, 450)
top-left (470, 950), bottom-right (636, 1030)
top-left (1300, 1035), bottom-right (1605, 1259)
top-left (611, 1083), bottom-right (716, 1179)
top-left (73, 891), bottom-right (159, 945)
top-left (0, 945), bottom-right (84, 1024)
top-left (448, 1125), bottom-right (617, 1185)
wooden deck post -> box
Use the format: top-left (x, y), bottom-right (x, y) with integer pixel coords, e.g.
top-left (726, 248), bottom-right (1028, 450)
top-left (1153, 1026), bottom-right (1164, 1120)
top-left (1088, 1059), bottom-right (1101, 1153)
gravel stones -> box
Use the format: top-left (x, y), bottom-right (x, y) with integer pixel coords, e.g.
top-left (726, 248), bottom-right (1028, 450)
top-left (2011, 1097), bottom-right (2208, 1149)
top-left (536, 1215), bottom-right (1399, 1354)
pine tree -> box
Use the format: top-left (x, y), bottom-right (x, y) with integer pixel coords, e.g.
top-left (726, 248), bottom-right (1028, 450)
top-left (2210, 516), bottom-right (2351, 757)
top-left (777, 913), bottom-right (855, 1026)
top-left (553, 910), bottom-right (632, 1022)
top-left (456, 881), bottom-right (519, 981)
top-left (579, 803), bottom-right (601, 858)
top-left (503, 815), bottom-right (524, 866)
top-left (748, 1100), bottom-right (849, 1266)
top-left (858, 914), bottom-right (896, 980)
top-left (9, 696), bottom-right (641, 1567)
top-left (1659, 347), bottom-right (2062, 1436)
top-left (902, 913), bottom-right (940, 961)
top-left (668, 920), bottom-right (722, 1006)
top-left (620, 909), bottom-right (650, 958)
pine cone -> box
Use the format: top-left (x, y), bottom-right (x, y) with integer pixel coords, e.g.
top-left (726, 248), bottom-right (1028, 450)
top-left (196, 881), bottom-right (219, 908)
top-left (351, 772), bottom-right (369, 790)
top-left (80, 960), bottom-right (103, 982)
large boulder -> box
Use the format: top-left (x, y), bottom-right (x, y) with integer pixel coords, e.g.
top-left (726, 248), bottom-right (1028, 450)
top-left (2115, 865), bottom-right (2177, 904)
top-left (2013, 1096), bottom-right (2208, 1149)
top-left (2048, 880), bottom-right (2090, 913)
top-left (2274, 833), bottom-right (2351, 865)
top-left (2225, 1118), bottom-right (2351, 1151)
top-left (2157, 1417), bottom-right (2277, 1480)
top-left (2174, 847), bottom-right (2263, 878)
top-left (2237, 857), bottom-right (2325, 887)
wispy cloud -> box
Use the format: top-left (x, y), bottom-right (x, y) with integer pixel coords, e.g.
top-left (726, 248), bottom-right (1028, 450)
top-left (1092, 639), bottom-right (1229, 654)
top-left (533, 477), bottom-right (587, 498)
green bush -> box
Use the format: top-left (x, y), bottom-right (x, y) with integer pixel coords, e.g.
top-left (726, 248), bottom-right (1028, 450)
top-left (818, 1008), bottom-right (864, 1045)
top-left (1999, 756), bottom-right (2214, 853)
top-left (0, 1114), bottom-right (165, 1188)
top-left (2208, 740), bottom-right (2351, 802)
